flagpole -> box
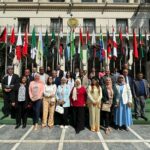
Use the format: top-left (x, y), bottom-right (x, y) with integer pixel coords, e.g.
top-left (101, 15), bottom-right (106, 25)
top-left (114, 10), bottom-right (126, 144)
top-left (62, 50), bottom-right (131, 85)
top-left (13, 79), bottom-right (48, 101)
top-left (25, 57), bottom-right (27, 69)
top-left (133, 58), bottom-right (136, 79)
top-left (139, 59), bottom-right (142, 72)
top-left (5, 33), bottom-right (7, 74)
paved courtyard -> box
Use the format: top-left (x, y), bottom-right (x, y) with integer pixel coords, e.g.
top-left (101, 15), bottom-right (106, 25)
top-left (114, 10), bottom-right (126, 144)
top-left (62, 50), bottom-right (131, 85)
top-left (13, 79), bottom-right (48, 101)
top-left (0, 125), bottom-right (150, 150)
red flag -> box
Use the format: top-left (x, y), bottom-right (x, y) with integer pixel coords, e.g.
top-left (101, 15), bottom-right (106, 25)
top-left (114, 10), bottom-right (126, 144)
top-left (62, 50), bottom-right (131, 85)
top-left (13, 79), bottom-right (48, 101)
top-left (22, 26), bottom-right (28, 57)
top-left (133, 29), bottom-right (138, 59)
top-left (10, 27), bottom-right (16, 45)
top-left (107, 29), bottom-right (112, 59)
top-left (16, 27), bottom-right (22, 61)
top-left (0, 27), bottom-right (7, 43)
top-left (59, 43), bottom-right (63, 58)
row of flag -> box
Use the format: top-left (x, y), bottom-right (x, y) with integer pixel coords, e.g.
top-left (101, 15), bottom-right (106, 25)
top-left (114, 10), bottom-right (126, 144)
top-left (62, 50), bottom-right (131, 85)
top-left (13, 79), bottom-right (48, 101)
top-left (0, 25), bottom-right (149, 67)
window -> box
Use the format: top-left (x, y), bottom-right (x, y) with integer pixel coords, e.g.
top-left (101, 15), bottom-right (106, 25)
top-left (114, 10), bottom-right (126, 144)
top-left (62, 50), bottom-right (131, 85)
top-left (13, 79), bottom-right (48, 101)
top-left (50, 18), bottom-right (63, 33)
top-left (18, 18), bottom-right (29, 32)
top-left (83, 18), bottom-right (96, 33)
top-left (113, 0), bottom-right (128, 2)
top-left (116, 19), bottom-right (128, 33)
top-left (49, 0), bottom-right (65, 2)
top-left (145, 0), bottom-right (150, 3)
top-left (82, 0), bottom-right (97, 2)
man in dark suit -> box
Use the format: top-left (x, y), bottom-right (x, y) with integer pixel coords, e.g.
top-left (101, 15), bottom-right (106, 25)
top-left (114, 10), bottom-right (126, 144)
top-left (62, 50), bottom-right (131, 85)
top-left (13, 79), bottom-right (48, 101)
top-left (122, 69), bottom-right (133, 90)
top-left (132, 72), bottom-right (150, 121)
top-left (56, 64), bottom-right (64, 79)
top-left (24, 68), bottom-right (34, 86)
top-left (52, 70), bottom-right (60, 87)
top-left (1, 66), bottom-right (19, 119)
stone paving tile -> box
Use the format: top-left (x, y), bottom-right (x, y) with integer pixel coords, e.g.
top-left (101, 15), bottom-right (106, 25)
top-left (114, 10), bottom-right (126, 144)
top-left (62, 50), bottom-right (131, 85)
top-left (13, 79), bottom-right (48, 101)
top-left (131, 125), bottom-right (150, 139)
top-left (63, 143), bottom-right (104, 150)
top-left (64, 126), bottom-right (99, 140)
top-left (107, 143), bottom-right (150, 150)
top-left (25, 126), bottom-right (62, 140)
top-left (0, 125), bottom-right (30, 140)
top-left (17, 143), bottom-right (58, 150)
top-left (101, 127), bottom-right (138, 140)
top-left (0, 143), bottom-right (15, 150)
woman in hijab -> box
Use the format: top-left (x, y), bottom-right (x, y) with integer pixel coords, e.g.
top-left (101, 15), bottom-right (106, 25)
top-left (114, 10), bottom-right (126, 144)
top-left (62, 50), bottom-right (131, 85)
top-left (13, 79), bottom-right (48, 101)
top-left (114, 75), bottom-right (133, 131)
top-left (70, 78), bottom-right (87, 134)
top-left (101, 77), bottom-right (118, 134)
top-left (87, 77), bottom-right (102, 132)
top-left (56, 77), bottom-right (71, 128)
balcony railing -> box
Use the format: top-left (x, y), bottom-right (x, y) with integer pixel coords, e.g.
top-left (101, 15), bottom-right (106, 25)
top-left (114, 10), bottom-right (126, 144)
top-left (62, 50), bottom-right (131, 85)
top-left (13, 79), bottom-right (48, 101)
top-left (0, 25), bottom-right (149, 36)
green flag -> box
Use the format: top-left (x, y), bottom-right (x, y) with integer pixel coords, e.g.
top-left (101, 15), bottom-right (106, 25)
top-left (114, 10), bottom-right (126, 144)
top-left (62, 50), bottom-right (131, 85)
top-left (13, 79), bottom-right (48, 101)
top-left (44, 29), bottom-right (49, 58)
top-left (139, 28), bottom-right (144, 59)
top-left (70, 29), bottom-right (75, 57)
top-left (51, 30), bottom-right (55, 42)
top-left (31, 27), bottom-right (37, 60)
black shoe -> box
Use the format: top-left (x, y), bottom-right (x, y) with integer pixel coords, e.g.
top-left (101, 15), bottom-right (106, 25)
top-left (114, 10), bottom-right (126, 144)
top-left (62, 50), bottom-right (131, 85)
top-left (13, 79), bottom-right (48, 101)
top-left (135, 115), bottom-right (139, 120)
top-left (15, 124), bottom-right (21, 129)
top-left (22, 124), bottom-right (26, 129)
top-left (141, 116), bottom-right (148, 121)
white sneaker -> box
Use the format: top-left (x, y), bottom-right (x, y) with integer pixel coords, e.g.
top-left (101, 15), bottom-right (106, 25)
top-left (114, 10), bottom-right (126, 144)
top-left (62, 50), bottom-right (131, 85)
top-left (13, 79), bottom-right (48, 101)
top-left (60, 125), bottom-right (64, 128)
top-left (65, 125), bottom-right (69, 129)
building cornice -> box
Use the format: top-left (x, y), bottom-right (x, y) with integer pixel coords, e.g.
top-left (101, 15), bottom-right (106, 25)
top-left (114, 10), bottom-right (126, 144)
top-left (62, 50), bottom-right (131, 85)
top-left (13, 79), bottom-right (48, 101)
top-left (0, 2), bottom-right (150, 12)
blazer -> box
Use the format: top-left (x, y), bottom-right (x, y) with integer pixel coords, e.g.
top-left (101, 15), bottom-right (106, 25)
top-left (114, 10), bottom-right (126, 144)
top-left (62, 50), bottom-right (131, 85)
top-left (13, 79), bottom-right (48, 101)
top-left (132, 79), bottom-right (150, 98)
top-left (2, 74), bottom-right (20, 102)
top-left (115, 84), bottom-right (132, 104)
top-left (101, 85), bottom-right (119, 105)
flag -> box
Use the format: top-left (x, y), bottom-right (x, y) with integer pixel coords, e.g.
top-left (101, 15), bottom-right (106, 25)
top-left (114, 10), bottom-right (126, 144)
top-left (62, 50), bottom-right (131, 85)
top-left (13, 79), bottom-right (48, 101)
top-left (59, 28), bottom-right (64, 58)
top-left (78, 27), bottom-right (83, 60)
top-left (118, 26), bottom-right (124, 55)
top-left (16, 26), bottom-right (22, 61)
top-left (91, 29), bottom-right (96, 45)
top-left (106, 28), bottom-right (112, 59)
top-left (9, 26), bottom-right (16, 53)
top-left (31, 27), bottom-right (37, 60)
top-left (125, 26), bottom-right (130, 61)
top-left (36, 31), bottom-right (43, 66)
top-left (65, 28), bottom-right (70, 61)
top-left (138, 28), bottom-right (144, 59)
top-left (51, 30), bottom-right (55, 42)
top-left (133, 29), bottom-right (138, 59)
top-left (86, 27), bottom-right (90, 48)
top-left (99, 28), bottom-right (105, 62)
top-left (44, 29), bottom-right (49, 58)
top-left (70, 29), bottom-right (75, 57)
top-left (112, 26), bottom-right (117, 60)
top-left (22, 25), bottom-right (28, 57)
top-left (0, 27), bottom-right (7, 43)
top-left (145, 31), bottom-right (149, 53)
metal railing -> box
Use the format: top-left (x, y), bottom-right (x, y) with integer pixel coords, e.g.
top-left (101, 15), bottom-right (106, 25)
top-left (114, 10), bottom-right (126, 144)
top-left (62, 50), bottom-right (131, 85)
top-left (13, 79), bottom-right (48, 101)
top-left (0, 25), bottom-right (149, 35)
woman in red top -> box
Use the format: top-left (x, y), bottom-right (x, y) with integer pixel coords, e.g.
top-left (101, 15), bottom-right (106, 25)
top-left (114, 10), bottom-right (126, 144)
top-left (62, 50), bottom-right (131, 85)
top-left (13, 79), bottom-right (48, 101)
top-left (70, 78), bottom-right (87, 134)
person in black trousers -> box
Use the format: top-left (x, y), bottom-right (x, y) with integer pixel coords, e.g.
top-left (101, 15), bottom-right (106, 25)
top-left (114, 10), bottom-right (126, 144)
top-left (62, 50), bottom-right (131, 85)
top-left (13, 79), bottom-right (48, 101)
top-left (15, 76), bottom-right (30, 129)
top-left (1, 66), bottom-right (19, 119)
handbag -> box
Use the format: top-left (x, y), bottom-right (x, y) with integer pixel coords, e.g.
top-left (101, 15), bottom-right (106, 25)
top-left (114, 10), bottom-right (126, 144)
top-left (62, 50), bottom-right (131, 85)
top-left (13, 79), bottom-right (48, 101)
top-left (101, 103), bottom-right (111, 112)
top-left (55, 105), bottom-right (64, 114)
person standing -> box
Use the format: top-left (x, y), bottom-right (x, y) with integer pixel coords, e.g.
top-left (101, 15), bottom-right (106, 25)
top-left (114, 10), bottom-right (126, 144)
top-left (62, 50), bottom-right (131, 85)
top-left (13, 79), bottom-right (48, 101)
top-left (1, 66), bottom-right (19, 119)
top-left (70, 78), bottom-right (87, 134)
top-left (42, 76), bottom-right (57, 128)
top-left (114, 75), bottom-right (133, 131)
top-left (66, 71), bottom-right (74, 90)
top-left (39, 67), bottom-right (49, 84)
top-left (29, 73), bottom-right (44, 130)
top-left (133, 72), bottom-right (149, 121)
top-left (24, 69), bottom-right (34, 86)
top-left (15, 76), bottom-right (29, 129)
top-left (101, 77), bottom-right (118, 134)
top-left (56, 64), bottom-right (64, 79)
top-left (56, 77), bottom-right (71, 128)
top-left (87, 77), bottom-right (102, 132)
top-left (52, 70), bottom-right (61, 87)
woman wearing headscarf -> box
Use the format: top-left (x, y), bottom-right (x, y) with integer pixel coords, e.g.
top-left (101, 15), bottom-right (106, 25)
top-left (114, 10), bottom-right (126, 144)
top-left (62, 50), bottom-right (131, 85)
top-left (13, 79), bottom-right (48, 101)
top-left (29, 73), bottom-right (44, 130)
top-left (87, 77), bottom-right (102, 132)
top-left (56, 77), bottom-right (71, 128)
top-left (101, 77), bottom-right (118, 134)
top-left (70, 78), bottom-right (87, 134)
top-left (42, 76), bottom-right (57, 128)
top-left (114, 75), bottom-right (133, 131)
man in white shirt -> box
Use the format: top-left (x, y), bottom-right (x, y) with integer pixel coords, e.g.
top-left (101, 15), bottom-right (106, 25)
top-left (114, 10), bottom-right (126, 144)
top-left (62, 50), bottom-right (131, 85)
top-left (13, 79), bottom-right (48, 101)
top-left (39, 67), bottom-right (49, 84)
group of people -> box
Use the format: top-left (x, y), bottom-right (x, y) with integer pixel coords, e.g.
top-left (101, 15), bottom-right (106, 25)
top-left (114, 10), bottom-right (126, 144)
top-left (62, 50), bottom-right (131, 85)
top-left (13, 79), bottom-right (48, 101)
top-left (1, 64), bottom-right (149, 134)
